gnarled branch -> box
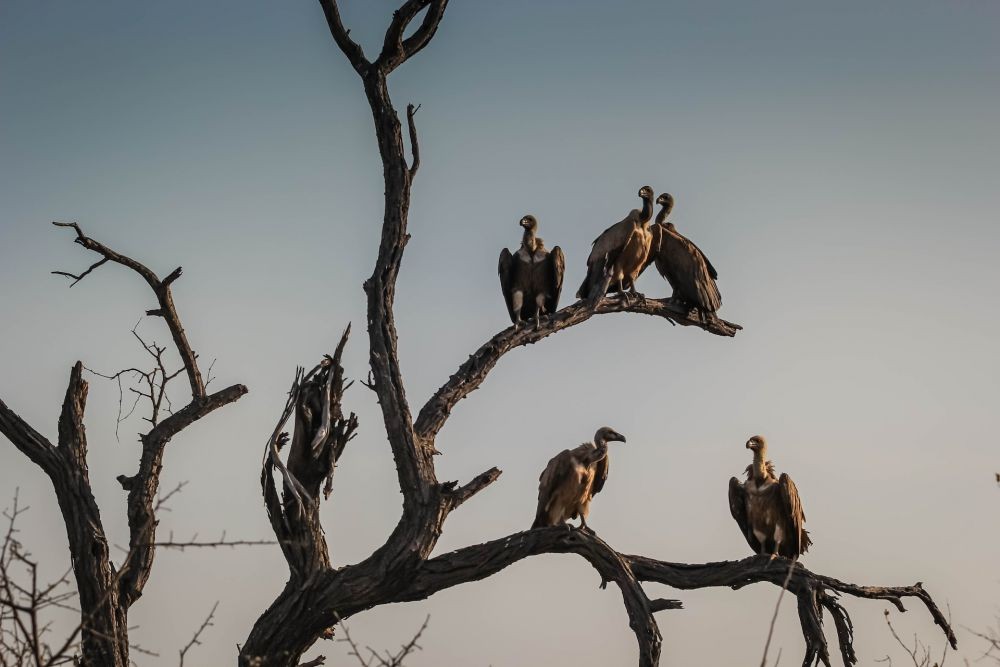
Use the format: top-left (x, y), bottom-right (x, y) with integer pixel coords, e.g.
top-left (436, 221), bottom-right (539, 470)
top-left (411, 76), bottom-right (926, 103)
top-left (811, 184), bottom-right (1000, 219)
top-left (402, 529), bottom-right (954, 667)
top-left (52, 221), bottom-right (206, 400)
top-left (414, 296), bottom-right (741, 442)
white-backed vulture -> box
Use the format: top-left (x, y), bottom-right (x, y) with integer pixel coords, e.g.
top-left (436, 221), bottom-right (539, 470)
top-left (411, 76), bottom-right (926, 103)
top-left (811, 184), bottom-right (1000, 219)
top-left (532, 426), bottom-right (626, 530)
top-left (728, 435), bottom-right (811, 559)
top-left (498, 215), bottom-right (565, 328)
top-left (646, 193), bottom-right (722, 317)
top-left (576, 186), bottom-right (655, 302)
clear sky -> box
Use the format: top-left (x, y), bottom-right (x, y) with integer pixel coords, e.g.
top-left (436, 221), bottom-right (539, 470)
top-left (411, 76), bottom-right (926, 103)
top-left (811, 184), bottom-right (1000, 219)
top-left (2, 1), bottom-right (999, 664)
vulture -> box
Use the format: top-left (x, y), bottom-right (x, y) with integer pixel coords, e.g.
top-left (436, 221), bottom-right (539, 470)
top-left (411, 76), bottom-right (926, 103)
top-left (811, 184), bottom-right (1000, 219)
top-left (728, 435), bottom-right (811, 560)
top-left (532, 426), bottom-right (627, 530)
top-left (646, 193), bottom-right (722, 318)
top-left (498, 215), bottom-right (565, 328)
top-left (576, 186), bottom-right (656, 302)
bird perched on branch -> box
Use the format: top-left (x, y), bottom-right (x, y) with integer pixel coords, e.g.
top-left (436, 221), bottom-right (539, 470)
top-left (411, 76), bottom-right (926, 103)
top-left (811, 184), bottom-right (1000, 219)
top-left (498, 215), bottom-right (565, 328)
top-left (645, 193), bottom-right (722, 320)
top-left (576, 186), bottom-right (656, 303)
top-left (728, 435), bottom-right (811, 559)
top-left (532, 427), bottom-right (627, 530)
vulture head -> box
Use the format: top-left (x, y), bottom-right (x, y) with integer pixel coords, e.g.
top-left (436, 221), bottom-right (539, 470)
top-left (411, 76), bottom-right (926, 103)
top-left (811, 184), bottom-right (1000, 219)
top-left (656, 192), bottom-right (674, 214)
top-left (638, 185), bottom-right (654, 200)
top-left (745, 435), bottom-right (768, 453)
top-left (519, 215), bottom-right (538, 231)
top-left (595, 426), bottom-right (627, 445)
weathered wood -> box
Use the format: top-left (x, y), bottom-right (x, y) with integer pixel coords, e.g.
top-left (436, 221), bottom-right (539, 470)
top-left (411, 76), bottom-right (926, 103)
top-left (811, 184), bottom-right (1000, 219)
top-left (238, 3), bottom-right (953, 667)
top-left (1, 226), bottom-right (246, 666)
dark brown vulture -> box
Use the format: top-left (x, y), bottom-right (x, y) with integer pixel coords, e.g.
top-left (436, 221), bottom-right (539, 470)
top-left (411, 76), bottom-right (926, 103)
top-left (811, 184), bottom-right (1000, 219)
top-left (728, 435), bottom-right (811, 559)
top-left (576, 186), bottom-right (656, 302)
top-left (532, 426), bottom-right (626, 530)
top-left (498, 215), bottom-right (565, 328)
top-left (646, 193), bottom-right (722, 318)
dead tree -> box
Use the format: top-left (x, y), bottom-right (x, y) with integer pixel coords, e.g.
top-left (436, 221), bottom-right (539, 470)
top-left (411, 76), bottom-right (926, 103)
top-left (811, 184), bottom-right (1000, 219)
top-left (239, 2), bottom-right (956, 666)
top-left (0, 223), bottom-right (247, 666)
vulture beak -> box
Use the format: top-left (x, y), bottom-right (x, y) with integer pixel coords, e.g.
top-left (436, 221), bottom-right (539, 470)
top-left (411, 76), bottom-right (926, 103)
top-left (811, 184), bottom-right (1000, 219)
top-left (745, 440), bottom-right (753, 449)
top-left (613, 432), bottom-right (627, 443)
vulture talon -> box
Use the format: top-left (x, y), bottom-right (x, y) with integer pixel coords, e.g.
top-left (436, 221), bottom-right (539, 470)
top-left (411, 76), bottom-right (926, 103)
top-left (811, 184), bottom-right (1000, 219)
top-left (499, 216), bottom-right (565, 329)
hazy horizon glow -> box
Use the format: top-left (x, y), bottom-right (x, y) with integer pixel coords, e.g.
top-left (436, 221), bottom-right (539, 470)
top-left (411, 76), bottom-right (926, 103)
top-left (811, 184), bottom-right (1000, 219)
top-left (1, 1), bottom-right (998, 665)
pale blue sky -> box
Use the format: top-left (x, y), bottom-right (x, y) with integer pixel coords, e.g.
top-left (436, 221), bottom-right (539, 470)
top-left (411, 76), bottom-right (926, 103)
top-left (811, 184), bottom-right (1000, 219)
top-left (1, 1), bottom-right (999, 665)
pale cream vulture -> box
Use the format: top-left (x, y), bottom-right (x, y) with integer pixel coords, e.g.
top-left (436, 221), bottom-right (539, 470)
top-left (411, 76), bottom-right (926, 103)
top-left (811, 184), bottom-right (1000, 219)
top-left (532, 427), bottom-right (626, 530)
top-left (728, 435), bottom-right (811, 559)
top-left (576, 186), bottom-right (655, 302)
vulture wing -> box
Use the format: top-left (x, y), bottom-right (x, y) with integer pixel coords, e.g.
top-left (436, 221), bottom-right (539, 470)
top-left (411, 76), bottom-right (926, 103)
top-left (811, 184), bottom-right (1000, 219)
top-left (655, 228), bottom-right (721, 312)
top-left (545, 246), bottom-right (565, 314)
top-left (590, 453), bottom-right (610, 497)
top-left (498, 248), bottom-right (518, 324)
top-left (577, 212), bottom-right (639, 298)
top-left (532, 449), bottom-right (575, 528)
top-left (689, 237), bottom-right (719, 280)
top-left (728, 477), bottom-right (761, 553)
top-left (778, 473), bottom-right (811, 556)
top-left (586, 213), bottom-right (639, 266)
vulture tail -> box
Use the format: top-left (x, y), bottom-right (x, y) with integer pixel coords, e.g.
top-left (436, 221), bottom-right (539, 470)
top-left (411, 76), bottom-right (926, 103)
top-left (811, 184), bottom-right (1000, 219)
top-left (531, 508), bottom-right (550, 529)
top-left (576, 262), bottom-right (604, 301)
top-left (800, 528), bottom-right (812, 554)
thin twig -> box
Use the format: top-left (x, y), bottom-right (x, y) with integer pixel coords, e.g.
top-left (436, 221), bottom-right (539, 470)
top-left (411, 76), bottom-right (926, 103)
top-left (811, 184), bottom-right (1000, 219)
top-left (760, 556), bottom-right (798, 667)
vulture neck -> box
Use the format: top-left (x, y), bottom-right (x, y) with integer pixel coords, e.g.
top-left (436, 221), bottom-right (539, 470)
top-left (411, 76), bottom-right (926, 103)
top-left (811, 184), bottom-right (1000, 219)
top-left (655, 204), bottom-right (671, 226)
top-left (639, 196), bottom-right (654, 227)
top-left (750, 448), bottom-right (771, 481)
top-left (521, 228), bottom-right (542, 254)
top-left (588, 438), bottom-right (611, 464)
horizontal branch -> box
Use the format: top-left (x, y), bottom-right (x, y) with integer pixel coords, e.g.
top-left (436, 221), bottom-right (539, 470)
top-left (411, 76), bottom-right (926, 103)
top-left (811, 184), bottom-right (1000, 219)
top-left (442, 466), bottom-right (502, 509)
top-left (399, 528), bottom-right (662, 666)
top-left (397, 528), bottom-right (953, 667)
top-left (414, 296), bottom-right (741, 441)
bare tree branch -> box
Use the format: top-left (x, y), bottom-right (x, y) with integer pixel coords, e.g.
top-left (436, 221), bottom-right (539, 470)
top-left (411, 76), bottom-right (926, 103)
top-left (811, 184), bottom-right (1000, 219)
top-left (178, 601), bottom-right (218, 667)
top-left (317, 0), bottom-right (370, 74)
top-left (51, 221), bottom-right (205, 400)
top-left (405, 103), bottom-right (420, 179)
top-left (414, 295), bottom-right (741, 443)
